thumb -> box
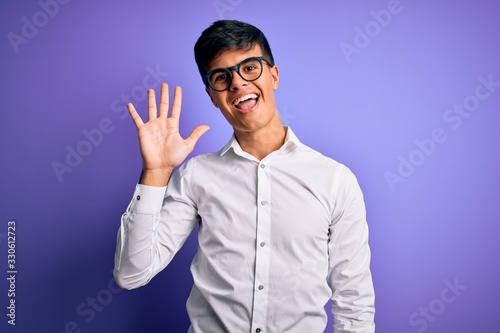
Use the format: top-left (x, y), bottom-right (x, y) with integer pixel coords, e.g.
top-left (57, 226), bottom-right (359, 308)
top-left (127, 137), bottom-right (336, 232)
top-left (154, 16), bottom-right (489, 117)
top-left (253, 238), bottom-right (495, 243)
top-left (186, 124), bottom-right (210, 147)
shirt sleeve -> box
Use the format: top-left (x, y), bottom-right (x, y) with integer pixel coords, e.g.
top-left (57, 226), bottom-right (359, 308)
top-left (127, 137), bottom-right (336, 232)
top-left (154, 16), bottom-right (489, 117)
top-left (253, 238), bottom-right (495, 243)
top-left (113, 166), bottom-right (199, 290)
top-left (328, 166), bottom-right (375, 333)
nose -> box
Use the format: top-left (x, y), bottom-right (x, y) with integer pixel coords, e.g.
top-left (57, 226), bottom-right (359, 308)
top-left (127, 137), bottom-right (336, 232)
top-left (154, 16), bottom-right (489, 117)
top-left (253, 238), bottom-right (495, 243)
top-left (228, 68), bottom-right (248, 91)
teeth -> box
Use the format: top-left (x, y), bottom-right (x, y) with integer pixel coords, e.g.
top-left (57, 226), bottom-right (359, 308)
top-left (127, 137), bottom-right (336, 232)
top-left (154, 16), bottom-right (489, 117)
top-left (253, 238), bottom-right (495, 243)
top-left (234, 93), bottom-right (258, 106)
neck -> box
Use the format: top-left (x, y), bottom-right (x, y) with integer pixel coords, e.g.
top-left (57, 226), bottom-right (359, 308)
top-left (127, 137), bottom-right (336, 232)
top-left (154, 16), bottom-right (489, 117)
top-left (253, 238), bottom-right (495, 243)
top-left (234, 123), bottom-right (287, 160)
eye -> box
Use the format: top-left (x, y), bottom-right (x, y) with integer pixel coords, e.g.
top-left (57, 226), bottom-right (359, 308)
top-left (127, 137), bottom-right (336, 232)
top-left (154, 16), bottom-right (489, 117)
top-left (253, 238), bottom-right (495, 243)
top-left (212, 72), bottom-right (229, 83)
top-left (243, 64), bottom-right (258, 72)
top-left (245, 64), bottom-right (257, 71)
top-left (215, 74), bottom-right (227, 81)
top-left (241, 59), bottom-right (262, 74)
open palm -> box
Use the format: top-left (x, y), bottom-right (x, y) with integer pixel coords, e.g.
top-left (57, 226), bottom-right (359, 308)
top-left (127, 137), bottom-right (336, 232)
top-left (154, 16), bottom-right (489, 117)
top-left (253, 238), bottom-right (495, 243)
top-left (128, 83), bottom-right (209, 185)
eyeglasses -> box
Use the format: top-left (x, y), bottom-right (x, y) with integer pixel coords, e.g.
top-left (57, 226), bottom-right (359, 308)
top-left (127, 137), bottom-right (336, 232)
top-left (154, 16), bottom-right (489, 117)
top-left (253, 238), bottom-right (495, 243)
top-left (203, 56), bottom-right (273, 92)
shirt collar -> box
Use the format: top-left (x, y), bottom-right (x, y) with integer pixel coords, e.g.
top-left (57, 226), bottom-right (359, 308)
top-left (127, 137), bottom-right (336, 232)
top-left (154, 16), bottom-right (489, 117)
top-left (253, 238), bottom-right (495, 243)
top-left (219, 126), bottom-right (303, 157)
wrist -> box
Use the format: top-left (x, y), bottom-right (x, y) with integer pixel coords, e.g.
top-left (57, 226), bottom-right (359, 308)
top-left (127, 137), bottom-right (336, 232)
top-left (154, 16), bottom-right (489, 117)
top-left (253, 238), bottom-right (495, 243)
top-left (139, 168), bottom-right (173, 187)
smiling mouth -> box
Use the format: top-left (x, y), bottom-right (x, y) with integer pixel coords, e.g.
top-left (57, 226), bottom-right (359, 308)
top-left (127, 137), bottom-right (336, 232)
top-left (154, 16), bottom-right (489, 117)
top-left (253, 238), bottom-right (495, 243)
top-left (233, 93), bottom-right (259, 111)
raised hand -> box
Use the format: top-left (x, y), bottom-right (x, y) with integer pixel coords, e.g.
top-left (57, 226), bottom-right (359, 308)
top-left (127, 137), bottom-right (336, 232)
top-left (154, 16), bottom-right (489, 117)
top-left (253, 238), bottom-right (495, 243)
top-left (127, 82), bottom-right (209, 186)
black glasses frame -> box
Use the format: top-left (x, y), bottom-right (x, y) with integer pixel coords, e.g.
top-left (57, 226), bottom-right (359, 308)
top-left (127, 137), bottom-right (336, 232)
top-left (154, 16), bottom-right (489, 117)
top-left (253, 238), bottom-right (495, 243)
top-left (203, 56), bottom-right (273, 92)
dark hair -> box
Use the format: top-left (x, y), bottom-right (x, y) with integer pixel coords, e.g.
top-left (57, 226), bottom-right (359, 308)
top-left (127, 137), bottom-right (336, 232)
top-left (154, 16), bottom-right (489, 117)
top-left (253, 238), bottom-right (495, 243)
top-left (194, 20), bottom-right (275, 86)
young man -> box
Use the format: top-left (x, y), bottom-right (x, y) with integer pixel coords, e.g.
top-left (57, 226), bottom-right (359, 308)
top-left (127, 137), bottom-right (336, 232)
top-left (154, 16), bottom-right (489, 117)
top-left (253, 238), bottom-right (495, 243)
top-left (114, 20), bottom-right (375, 332)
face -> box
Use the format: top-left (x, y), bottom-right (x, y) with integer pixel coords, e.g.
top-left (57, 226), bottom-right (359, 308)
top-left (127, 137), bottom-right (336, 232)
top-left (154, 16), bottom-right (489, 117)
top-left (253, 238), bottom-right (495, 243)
top-left (205, 44), bottom-right (280, 136)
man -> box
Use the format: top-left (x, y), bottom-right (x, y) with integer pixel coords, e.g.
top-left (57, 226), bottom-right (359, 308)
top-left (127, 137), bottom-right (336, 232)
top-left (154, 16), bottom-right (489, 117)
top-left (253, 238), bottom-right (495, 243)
top-left (114, 20), bottom-right (375, 332)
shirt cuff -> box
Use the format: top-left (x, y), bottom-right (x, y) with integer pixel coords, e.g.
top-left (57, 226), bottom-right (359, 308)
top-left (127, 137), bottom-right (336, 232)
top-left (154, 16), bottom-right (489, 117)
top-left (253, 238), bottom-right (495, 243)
top-left (128, 184), bottom-right (167, 214)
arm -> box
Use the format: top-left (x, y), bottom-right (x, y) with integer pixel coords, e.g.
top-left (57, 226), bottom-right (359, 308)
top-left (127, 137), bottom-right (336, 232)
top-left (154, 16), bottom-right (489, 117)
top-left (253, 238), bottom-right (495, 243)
top-left (113, 172), bottom-right (199, 290)
top-left (328, 166), bottom-right (375, 333)
top-left (113, 83), bottom-right (209, 289)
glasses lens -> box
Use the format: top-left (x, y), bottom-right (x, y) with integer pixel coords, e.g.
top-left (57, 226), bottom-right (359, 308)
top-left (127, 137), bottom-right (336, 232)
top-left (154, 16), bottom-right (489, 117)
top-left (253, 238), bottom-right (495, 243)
top-left (209, 69), bottom-right (231, 91)
top-left (239, 58), bottom-right (263, 82)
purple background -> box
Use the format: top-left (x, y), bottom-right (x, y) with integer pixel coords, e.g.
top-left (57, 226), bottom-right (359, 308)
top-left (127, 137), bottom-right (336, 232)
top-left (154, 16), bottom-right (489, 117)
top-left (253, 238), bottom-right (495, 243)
top-left (1, 0), bottom-right (499, 332)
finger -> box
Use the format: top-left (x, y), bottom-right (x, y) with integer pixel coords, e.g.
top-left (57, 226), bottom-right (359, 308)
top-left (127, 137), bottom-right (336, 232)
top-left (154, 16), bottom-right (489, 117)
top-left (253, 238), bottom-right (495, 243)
top-left (147, 88), bottom-right (157, 121)
top-left (158, 82), bottom-right (169, 118)
top-left (185, 124), bottom-right (210, 148)
top-left (170, 86), bottom-right (182, 119)
top-left (127, 103), bottom-right (144, 129)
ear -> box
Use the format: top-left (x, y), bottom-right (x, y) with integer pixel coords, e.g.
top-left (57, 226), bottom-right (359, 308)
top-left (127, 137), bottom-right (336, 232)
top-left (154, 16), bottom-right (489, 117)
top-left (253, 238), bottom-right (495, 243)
top-left (270, 65), bottom-right (279, 90)
top-left (205, 87), bottom-right (219, 108)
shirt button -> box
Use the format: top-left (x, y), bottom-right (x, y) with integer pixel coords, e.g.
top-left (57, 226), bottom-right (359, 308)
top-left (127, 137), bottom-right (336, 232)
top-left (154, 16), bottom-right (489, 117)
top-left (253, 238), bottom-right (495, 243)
top-left (136, 195), bottom-right (141, 200)
top-left (260, 164), bottom-right (266, 169)
top-left (258, 285), bottom-right (264, 290)
top-left (256, 329), bottom-right (262, 333)
top-left (261, 200), bottom-right (268, 206)
top-left (260, 242), bottom-right (266, 247)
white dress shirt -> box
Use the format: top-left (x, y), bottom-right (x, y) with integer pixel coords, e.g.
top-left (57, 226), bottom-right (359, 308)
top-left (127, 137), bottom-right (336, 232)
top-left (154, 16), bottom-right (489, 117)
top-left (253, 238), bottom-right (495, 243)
top-left (114, 127), bottom-right (375, 333)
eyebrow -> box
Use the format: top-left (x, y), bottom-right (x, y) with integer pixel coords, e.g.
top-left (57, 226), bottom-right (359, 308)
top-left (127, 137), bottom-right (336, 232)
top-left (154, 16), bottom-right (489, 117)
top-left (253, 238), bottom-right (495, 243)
top-left (208, 54), bottom-right (264, 70)
top-left (209, 56), bottom-right (268, 72)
